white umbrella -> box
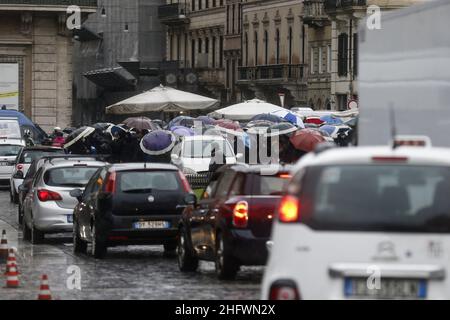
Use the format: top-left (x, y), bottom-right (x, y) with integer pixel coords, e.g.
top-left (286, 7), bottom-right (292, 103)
top-left (208, 99), bottom-right (289, 121)
top-left (106, 85), bottom-right (220, 115)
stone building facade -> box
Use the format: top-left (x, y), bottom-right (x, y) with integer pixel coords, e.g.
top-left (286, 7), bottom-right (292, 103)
top-left (0, 0), bottom-right (96, 132)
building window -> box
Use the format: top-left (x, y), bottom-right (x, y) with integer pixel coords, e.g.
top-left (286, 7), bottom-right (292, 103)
top-left (212, 37), bottom-right (216, 68)
top-left (206, 0), bottom-right (209, 9)
top-left (327, 45), bottom-right (331, 73)
top-left (213, 0), bottom-right (216, 7)
top-left (310, 47), bottom-right (315, 74)
top-left (275, 29), bottom-right (280, 64)
top-left (353, 33), bottom-right (358, 77)
top-left (198, 38), bottom-right (202, 53)
top-left (264, 30), bottom-right (268, 65)
top-left (338, 33), bottom-right (348, 77)
top-left (219, 36), bottom-right (224, 68)
top-left (226, 5), bottom-right (229, 34)
top-left (232, 4), bottom-right (235, 34)
top-left (220, 0), bottom-right (223, 6)
top-left (254, 31), bottom-right (258, 66)
top-left (199, 0), bottom-right (202, 10)
top-left (238, 4), bottom-right (241, 34)
top-left (191, 39), bottom-right (196, 68)
top-left (192, 0), bottom-right (195, 11)
top-left (288, 27), bottom-right (293, 65)
top-left (318, 47), bottom-right (323, 74)
top-left (244, 32), bottom-right (248, 66)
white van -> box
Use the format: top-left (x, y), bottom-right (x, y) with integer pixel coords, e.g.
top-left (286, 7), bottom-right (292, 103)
top-left (262, 145), bottom-right (450, 300)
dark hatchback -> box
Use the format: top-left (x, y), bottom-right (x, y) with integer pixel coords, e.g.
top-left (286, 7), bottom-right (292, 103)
top-left (177, 164), bottom-right (291, 280)
top-left (71, 163), bottom-right (193, 258)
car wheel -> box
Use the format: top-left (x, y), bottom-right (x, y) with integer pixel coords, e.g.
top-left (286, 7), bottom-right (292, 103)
top-left (91, 224), bottom-right (107, 259)
top-left (73, 220), bottom-right (87, 254)
top-left (177, 227), bottom-right (198, 272)
top-left (215, 232), bottom-right (239, 280)
top-left (22, 219), bottom-right (31, 241)
top-left (31, 222), bottom-right (44, 245)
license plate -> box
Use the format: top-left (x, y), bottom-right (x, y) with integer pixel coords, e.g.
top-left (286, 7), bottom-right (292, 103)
top-left (132, 221), bottom-right (170, 229)
top-left (0, 162), bottom-right (9, 166)
top-left (67, 215), bottom-right (73, 223)
top-left (344, 278), bottom-right (427, 299)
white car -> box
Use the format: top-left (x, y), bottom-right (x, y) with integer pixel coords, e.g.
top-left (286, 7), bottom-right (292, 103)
top-left (262, 143), bottom-right (450, 300)
top-left (0, 138), bottom-right (25, 186)
top-left (171, 135), bottom-right (239, 173)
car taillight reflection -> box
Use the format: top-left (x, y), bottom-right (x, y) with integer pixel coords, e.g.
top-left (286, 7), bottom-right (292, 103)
top-left (233, 201), bottom-right (248, 228)
top-left (269, 280), bottom-right (300, 300)
top-left (104, 171), bottom-right (116, 194)
top-left (278, 195), bottom-right (300, 223)
top-left (37, 189), bottom-right (62, 202)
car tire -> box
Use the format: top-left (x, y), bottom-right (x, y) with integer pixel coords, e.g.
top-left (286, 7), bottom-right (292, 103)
top-left (91, 224), bottom-right (107, 259)
top-left (215, 232), bottom-right (239, 280)
top-left (31, 222), bottom-right (44, 245)
top-left (73, 220), bottom-right (87, 254)
top-left (177, 227), bottom-right (198, 272)
top-left (22, 220), bottom-right (31, 241)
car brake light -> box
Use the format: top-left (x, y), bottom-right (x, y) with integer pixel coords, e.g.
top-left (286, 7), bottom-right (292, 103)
top-left (178, 171), bottom-right (192, 193)
top-left (37, 189), bottom-right (62, 202)
top-left (278, 195), bottom-right (300, 223)
top-left (233, 201), bottom-right (248, 228)
top-left (278, 173), bottom-right (292, 179)
top-left (269, 280), bottom-right (300, 300)
top-left (372, 156), bottom-right (408, 162)
top-left (104, 172), bottom-right (116, 194)
top-left (16, 164), bottom-right (23, 171)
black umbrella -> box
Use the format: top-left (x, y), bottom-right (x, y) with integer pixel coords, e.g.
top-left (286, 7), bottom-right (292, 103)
top-left (249, 113), bottom-right (285, 123)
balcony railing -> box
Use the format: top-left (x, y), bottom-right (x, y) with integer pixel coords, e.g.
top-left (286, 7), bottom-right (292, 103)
top-left (238, 64), bottom-right (307, 83)
top-left (158, 3), bottom-right (189, 25)
top-left (324, 0), bottom-right (367, 11)
top-left (303, 0), bottom-right (329, 27)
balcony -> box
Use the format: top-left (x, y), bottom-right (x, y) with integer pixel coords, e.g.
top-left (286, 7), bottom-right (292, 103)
top-left (303, 0), bottom-right (329, 27)
top-left (324, 0), bottom-right (367, 12)
top-left (238, 64), bottom-right (307, 85)
top-left (158, 3), bottom-right (190, 26)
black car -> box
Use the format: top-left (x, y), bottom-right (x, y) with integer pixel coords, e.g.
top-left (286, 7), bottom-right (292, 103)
top-left (71, 163), bottom-right (193, 258)
top-left (177, 164), bottom-right (291, 280)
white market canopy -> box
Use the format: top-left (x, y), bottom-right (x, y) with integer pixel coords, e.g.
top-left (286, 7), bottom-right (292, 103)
top-left (208, 99), bottom-right (289, 121)
top-left (105, 85), bottom-right (220, 115)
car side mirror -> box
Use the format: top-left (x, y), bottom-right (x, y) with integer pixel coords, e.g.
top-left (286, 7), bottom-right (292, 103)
top-left (18, 184), bottom-right (28, 193)
top-left (184, 193), bottom-right (197, 206)
top-left (13, 171), bottom-right (24, 179)
top-left (69, 188), bottom-right (83, 202)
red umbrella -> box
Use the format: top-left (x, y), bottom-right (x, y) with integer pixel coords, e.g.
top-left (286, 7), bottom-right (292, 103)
top-left (289, 129), bottom-right (326, 152)
top-left (304, 117), bottom-right (324, 125)
top-left (214, 119), bottom-right (241, 131)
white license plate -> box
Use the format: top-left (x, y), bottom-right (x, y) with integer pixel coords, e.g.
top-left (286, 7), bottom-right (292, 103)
top-left (0, 162), bottom-right (9, 166)
top-left (132, 221), bottom-right (170, 229)
top-left (67, 215), bottom-right (73, 223)
top-left (344, 278), bottom-right (427, 299)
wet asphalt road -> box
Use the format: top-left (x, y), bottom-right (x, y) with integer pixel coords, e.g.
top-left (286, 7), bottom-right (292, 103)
top-left (0, 190), bottom-right (262, 300)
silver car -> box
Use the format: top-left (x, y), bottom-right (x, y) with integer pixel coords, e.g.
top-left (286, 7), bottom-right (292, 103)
top-left (22, 157), bottom-right (107, 244)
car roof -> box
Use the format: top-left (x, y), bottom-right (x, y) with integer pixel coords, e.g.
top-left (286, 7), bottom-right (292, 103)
top-left (21, 146), bottom-right (63, 151)
top-left (218, 163), bottom-right (293, 175)
top-left (108, 162), bottom-right (180, 172)
top-left (41, 159), bottom-right (107, 170)
top-left (292, 146), bottom-right (450, 171)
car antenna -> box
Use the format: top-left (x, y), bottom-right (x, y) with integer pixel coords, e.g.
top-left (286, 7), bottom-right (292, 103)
top-left (389, 102), bottom-right (397, 149)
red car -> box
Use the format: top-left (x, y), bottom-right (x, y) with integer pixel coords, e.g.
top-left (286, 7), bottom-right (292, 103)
top-left (177, 164), bottom-right (291, 280)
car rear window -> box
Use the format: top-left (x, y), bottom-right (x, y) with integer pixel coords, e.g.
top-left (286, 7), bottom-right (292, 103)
top-left (118, 171), bottom-right (180, 193)
top-left (44, 166), bottom-right (99, 187)
top-left (252, 174), bottom-right (290, 196)
top-left (19, 150), bottom-right (64, 164)
top-left (0, 145), bottom-right (22, 157)
top-left (300, 165), bottom-right (450, 232)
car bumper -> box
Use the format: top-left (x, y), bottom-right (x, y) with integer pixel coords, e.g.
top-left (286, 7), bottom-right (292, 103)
top-left (33, 203), bottom-right (73, 233)
top-left (228, 229), bottom-right (269, 266)
top-left (104, 214), bottom-right (181, 245)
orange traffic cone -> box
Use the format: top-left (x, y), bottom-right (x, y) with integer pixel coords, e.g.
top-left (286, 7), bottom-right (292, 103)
top-left (37, 274), bottom-right (52, 300)
top-left (0, 230), bottom-right (8, 263)
top-left (4, 248), bottom-right (18, 274)
top-left (5, 263), bottom-right (19, 288)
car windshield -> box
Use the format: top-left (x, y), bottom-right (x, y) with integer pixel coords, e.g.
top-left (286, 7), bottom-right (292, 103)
top-left (182, 139), bottom-right (234, 159)
top-left (44, 167), bottom-right (99, 187)
top-left (19, 150), bottom-right (64, 164)
top-left (301, 165), bottom-right (450, 232)
top-left (0, 145), bottom-right (22, 157)
top-left (118, 171), bottom-right (180, 193)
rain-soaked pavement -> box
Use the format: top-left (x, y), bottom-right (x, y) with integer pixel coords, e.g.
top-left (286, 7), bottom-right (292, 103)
top-left (0, 191), bottom-right (262, 300)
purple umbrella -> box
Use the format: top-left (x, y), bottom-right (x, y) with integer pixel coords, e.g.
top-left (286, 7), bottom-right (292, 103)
top-left (140, 130), bottom-right (176, 155)
top-left (196, 116), bottom-right (216, 126)
top-left (171, 125), bottom-right (195, 137)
